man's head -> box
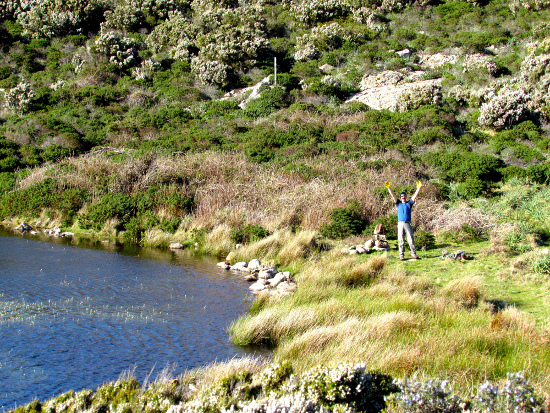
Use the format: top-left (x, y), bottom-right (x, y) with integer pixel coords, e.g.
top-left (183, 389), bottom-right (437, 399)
top-left (400, 191), bottom-right (407, 202)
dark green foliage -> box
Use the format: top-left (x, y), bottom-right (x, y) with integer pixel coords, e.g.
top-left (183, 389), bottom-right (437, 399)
top-left (0, 66), bottom-right (11, 80)
top-left (122, 216), bottom-right (143, 243)
top-left (157, 218), bottom-right (181, 233)
top-left (0, 179), bottom-right (88, 220)
top-left (415, 229), bottom-right (436, 250)
top-left (421, 152), bottom-right (504, 197)
top-left (526, 163), bottom-right (550, 184)
top-left (230, 223), bottom-right (271, 244)
top-left (0, 172), bottom-right (15, 195)
top-left (270, 73), bottom-right (301, 91)
top-left (41, 145), bottom-right (74, 162)
top-left (320, 200), bottom-right (368, 239)
top-left (243, 87), bottom-right (288, 118)
top-left (13, 399), bottom-right (42, 413)
top-left (80, 193), bottom-right (135, 230)
top-left (365, 214), bottom-right (398, 240)
top-left (202, 100), bottom-right (240, 119)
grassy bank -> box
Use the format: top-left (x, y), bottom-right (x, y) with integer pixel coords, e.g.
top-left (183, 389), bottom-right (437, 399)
top-left (4, 174), bottom-right (550, 407)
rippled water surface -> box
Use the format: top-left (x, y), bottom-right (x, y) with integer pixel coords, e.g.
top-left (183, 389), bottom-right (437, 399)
top-left (0, 231), bottom-right (257, 410)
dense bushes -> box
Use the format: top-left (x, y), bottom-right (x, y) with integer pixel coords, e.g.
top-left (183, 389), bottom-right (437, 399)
top-left (421, 152), bottom-right (504, 197)
top-left (0, 179), bottom-right (88, 221)
top-left (320, 201), bottom-right (368, 239)
top-left (230, 224), bottom-right (271, 245)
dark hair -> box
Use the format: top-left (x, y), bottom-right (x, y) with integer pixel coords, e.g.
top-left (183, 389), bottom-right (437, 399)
top-left (400, 191), bottom-right (406, 197)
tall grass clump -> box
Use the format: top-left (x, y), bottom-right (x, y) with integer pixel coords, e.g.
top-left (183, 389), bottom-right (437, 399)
top-left (440, 276), bottom-right (483, 309)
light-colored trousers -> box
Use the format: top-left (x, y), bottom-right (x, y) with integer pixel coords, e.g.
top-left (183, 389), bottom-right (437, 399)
top-left (398, 221), bottom-right (416, 257)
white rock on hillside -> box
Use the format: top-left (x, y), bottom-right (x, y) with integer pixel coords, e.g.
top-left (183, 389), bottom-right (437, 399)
top-left (347, 74), bottom-right (441, 111)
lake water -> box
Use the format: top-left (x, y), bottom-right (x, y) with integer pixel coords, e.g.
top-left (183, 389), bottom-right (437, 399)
top-left (0, 230), bottom-right (259, 410)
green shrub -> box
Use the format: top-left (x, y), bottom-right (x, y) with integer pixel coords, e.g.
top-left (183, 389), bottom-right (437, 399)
top-left (80, 193), bottom-right (135, 230)
top-left (230, 224), bottom-right (271, 244)
top-left (259, 362), bottom-right (293, 393)
top-left (42, 145), bottom-right (73, 163)
top-left (296, 364), bottom-right (397, 412)
top-left (0, 179), bottom-right (87, 220)
top-left (320, 200), bottom-right (368, 239)
top-left (243, 87), bottom-right (288, 118)
top-left (415, 230), bottom-right (436, 250)
top-left (0, 172), bottom-right (15, 195)
top-left (531, 254), bottom-right (550, 275)
top-left (526, 163), bottom-right (550, 184)
top-left (122, 216), bottom-right (143, 243)
top-left (365, 214), bottom-right (398, 240)
top-left (157, 218), bottom-right (180, 234)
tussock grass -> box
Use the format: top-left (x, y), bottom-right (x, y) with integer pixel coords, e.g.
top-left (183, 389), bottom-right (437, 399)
top-left (440, 276), bottom-right (483, 309)
top-left (141, 228), bottom-right (173, 248)
top-left (231, 239), bottom-right (550, 393)
top-left (179, 356), bottom-right (267, 394)
top-left (299, 252), bottom-right (388, 287)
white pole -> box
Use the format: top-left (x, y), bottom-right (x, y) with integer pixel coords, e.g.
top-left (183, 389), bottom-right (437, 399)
top-left (274, 57), bottom-right (277, 86)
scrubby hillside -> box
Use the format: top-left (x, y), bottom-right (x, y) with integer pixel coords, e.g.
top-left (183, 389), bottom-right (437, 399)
top-left (0, 0), bottom-right (550, 242)
top-left (2, 0), bottom-right (550, 408)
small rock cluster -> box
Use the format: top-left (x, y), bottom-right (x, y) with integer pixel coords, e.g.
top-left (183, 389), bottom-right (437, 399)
top-left (342, 224), bottom-right (391, 255)
top-left (14, 222), bottom-right (74, 237)
top-left (217, 257), bottom-right (296, 295)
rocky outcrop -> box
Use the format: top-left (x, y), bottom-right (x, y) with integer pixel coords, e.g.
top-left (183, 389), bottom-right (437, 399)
top-left (347, 70), bottom-right (441, 111)
top-left (221, 76), bottom-right (271, 109)
top-left (342, 223), bottom-right (391, 255)
top-left (14, 223), bottom-right (74, 237)
top-left (217, 257), bottom-right (297, 295)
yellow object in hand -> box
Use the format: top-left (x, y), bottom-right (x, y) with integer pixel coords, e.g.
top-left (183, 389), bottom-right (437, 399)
top-left (416, 181), bottom-right (423, 188)
top-left (384, 181), bottom-right (391, 188)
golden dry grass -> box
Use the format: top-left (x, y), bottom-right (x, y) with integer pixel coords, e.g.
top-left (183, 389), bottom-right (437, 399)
top-left (16, 150), bottom-right (448, 239)
top-left (440, 276), bottom-right (483, 309)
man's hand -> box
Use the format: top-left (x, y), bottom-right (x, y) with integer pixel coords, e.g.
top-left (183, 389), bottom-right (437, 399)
top-left (416, 181), bottom-right (422, 188)
top-left (385, 181), bottom-right (391, 188)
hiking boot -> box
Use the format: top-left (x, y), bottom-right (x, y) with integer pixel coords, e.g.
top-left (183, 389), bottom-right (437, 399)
top-left (411, 254), bottom-right (419, 260)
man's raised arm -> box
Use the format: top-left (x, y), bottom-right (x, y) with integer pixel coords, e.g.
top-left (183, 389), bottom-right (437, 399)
top-left (385, 181), bottom-right (397, 203)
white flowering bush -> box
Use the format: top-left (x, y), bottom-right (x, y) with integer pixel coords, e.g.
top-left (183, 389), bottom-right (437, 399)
top-left (196, 25), bottom-right (270, 65)
top-left (478, 87), bottom-right (531, 129)
top-left (93, 29), bottom-right (141, 69)
top-left (191, 57), bottom-right (230, 86)
top-left (102, 0), bottom-right (183, 31)
top-left (290, 363), bottom-right (397, 412)
top-left (293, 42), bottom-right (320, 61)
top-left (50, 80), bottom-right (66, 90)
top-left (146, 11), bottom-right (198, 54)
top-left (351, 8), bottom-right (386, 32)
top-left (389, 377), bottom-right (463, 413)
top-left (2, 81), bottom-right (35, 114)
top-left (132, 59), bottom-right (162, 80)
top-left (290, 0), bottom-right (348, 26)
top-left (258, 362), bottom-right (293, 393)
top-left (519, 53), bottom-right (550, 83)
top-left (0, 0), bottom-right (37, 20)
top-left (191, 0), bottom-right (239, 13)
top-left (16, 0), bottom-right (104, 38)
top-left (473, 372), bottom-right (542, 413)
top-left (294, 22), bottom-right (359, 60)
top-left (396, 82), bottom-right (442, 112)
top-left (508, 0), bottom-right (550, 12)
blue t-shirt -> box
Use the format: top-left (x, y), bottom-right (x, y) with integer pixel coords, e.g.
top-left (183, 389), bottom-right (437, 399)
top-left (396, 200), bottom-right (414, 222)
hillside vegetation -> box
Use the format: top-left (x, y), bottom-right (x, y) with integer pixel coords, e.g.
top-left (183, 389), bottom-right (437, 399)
top-left (2, 0), bottom-right (550, 409)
